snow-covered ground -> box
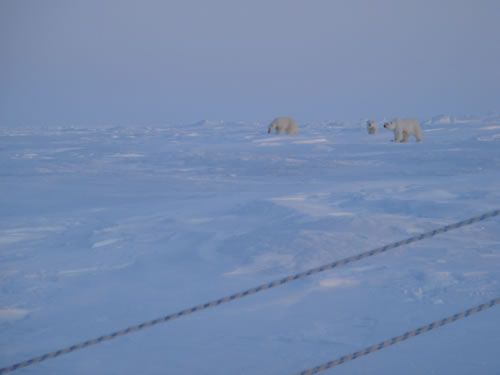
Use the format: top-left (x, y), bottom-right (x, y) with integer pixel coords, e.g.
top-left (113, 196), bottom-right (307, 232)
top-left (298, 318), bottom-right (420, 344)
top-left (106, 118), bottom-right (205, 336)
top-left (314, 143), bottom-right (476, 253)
top-left (1, 118), bottom-right (499, 374)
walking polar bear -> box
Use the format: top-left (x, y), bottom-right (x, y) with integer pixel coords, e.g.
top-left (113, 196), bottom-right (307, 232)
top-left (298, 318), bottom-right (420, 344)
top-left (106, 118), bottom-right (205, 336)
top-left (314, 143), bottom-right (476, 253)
top-left (267, 117), bottom-right (299, 135)
top-left (384, 119), bottom-right (422, 142)
top-left (366, 120), bottom-right (377, 134)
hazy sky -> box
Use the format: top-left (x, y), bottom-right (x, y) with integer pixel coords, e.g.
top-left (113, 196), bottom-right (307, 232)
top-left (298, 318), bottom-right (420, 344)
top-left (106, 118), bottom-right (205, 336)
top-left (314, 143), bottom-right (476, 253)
top-left (1, 0), bottom-right (499, 125)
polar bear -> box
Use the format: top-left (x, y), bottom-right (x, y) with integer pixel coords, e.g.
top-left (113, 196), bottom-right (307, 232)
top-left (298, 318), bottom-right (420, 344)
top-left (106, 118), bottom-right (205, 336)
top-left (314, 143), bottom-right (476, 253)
top-left (383, 119), bottom-right (422, 142)
top-left (267, 117), bottom-right (299, 135)
top-left (367, 120), bottom-right (377, 134)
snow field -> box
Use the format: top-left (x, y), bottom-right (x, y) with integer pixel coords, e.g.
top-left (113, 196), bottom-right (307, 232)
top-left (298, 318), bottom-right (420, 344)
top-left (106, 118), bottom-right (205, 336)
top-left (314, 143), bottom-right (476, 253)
top-left (1, 118), bottom-right (499, 374)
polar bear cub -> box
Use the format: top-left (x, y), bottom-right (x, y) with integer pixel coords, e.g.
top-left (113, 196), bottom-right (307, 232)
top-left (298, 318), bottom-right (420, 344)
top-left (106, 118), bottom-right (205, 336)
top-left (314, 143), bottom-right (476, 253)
top-left (384, 119), bottom-right (422, 142)
top-left (367, 120), bottom-right (377, 134)
top-left (267, 117), bottom-right (299, 135)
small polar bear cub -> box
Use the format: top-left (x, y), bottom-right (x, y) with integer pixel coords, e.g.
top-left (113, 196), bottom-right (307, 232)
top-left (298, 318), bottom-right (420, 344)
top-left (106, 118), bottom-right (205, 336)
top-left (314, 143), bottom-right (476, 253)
top-left (366, 120), bottom-right (377, 134)
top-left (384, 119), bottom-right (422, 142)
top-left (267, 116), bottom-right (299, 135)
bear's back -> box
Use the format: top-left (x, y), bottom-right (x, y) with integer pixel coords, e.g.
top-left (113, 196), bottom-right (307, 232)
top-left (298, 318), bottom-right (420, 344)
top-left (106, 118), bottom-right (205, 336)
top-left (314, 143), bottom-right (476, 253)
top-left (394, 119), bottom-right (420, 129)
top-left (272, 117), bottom-right (296, 127)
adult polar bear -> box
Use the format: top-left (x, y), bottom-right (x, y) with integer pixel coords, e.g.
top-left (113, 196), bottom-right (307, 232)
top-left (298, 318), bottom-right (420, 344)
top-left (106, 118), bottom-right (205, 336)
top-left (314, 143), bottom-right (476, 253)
top-left (384, 119), bottom-right (422, 142)
top-left (267, 117), bottom-right (299, 135)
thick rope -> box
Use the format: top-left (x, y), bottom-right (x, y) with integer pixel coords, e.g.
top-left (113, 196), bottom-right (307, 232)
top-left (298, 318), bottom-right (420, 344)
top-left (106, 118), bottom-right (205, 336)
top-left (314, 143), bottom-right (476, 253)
top-left (0, 209), bottom-right (498, 374)
top-left (297, 297), bottom-right (500, 374)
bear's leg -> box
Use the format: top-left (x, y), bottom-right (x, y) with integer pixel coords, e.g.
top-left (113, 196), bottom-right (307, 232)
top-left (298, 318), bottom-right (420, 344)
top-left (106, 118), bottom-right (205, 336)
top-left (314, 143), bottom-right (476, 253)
top-left (394, 129), bottom-right (402, 142)
top-left (401, 130), bottom-right (409, 143)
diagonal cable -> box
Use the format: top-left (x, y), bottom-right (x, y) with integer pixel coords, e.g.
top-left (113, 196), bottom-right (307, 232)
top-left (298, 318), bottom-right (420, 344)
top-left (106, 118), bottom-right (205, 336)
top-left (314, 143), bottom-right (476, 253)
top-left (297, 297), bottom-right (500, 375)
top-left (0, 209), bottom-right (498, 374)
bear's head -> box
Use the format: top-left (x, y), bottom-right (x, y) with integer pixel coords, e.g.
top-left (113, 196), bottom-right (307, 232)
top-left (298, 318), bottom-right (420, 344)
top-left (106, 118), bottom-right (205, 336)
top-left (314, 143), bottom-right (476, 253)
top-left (383, 121), bottom-right (396, 130)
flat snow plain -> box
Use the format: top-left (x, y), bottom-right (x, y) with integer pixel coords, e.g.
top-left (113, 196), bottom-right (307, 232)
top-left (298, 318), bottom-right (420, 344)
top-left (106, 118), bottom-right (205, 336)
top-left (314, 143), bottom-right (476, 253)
top-left (1, 118), bottom-right (499, 374)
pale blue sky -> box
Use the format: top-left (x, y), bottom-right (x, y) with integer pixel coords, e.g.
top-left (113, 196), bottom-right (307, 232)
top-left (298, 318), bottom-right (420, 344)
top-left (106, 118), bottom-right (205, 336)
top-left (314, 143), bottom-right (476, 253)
top-left (1, 0), bottom-right (499, 125)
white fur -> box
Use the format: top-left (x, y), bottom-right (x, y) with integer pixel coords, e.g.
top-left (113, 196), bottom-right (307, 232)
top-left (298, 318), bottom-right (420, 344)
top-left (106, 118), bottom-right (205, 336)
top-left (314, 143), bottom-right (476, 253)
top-left (267, 117), bottom-right (299, 135)
top-left (367, 120), bottom-right (377, 134)
top-left (383, 119), bottom-right (422, 142)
